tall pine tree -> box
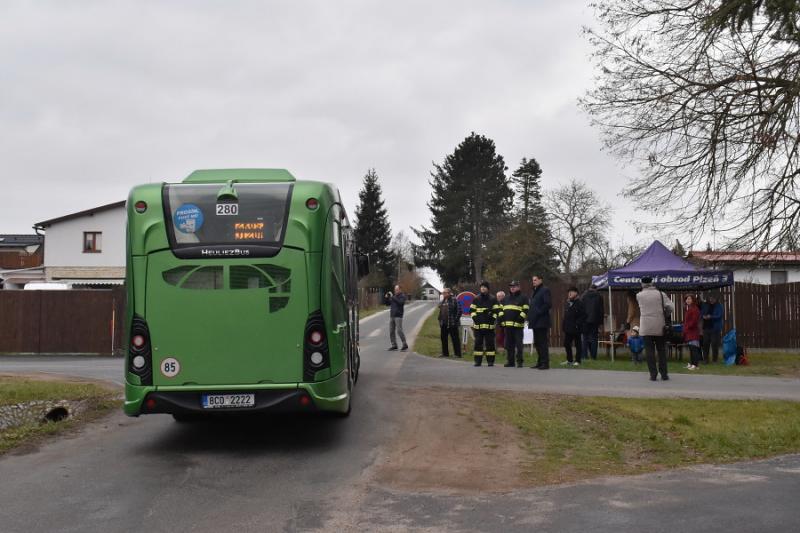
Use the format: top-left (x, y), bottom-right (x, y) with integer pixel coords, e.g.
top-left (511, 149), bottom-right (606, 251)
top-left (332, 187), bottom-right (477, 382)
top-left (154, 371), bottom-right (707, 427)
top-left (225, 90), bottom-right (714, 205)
top-left (511, 157), bottom-right (547, 224)
top-left (354, 169), bottom-right (395, 284)
top-left (414, 133), bottom-right (513, 285)
top-left (482, 157), bottom-right (558, 283)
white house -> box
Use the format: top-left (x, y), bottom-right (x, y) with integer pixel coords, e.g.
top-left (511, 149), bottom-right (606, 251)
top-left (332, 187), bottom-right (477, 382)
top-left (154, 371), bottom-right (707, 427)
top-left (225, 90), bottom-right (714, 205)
top-left (688, 251), bottom-right (800, 285)
top-left (421, 281), bottom-right (442, 300)
top-left (34, 201), bottom-right (126, 288)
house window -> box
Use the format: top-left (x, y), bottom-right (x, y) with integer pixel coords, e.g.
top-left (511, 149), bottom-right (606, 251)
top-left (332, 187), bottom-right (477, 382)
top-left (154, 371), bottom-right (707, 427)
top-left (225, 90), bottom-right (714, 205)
top-left (771, 270), bottom-right (788, 284)
top-left (83, 232), bottom-right (102, 253)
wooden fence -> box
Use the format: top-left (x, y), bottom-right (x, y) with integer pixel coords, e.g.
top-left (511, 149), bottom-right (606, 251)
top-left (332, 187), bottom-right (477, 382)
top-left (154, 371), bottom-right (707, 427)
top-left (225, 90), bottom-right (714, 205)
top-left (358, 287), bottom-right (383, 310)
top-left (0, 289), bottom-right (126, 355)
top-left (0, 282), bottom-right (797, 354)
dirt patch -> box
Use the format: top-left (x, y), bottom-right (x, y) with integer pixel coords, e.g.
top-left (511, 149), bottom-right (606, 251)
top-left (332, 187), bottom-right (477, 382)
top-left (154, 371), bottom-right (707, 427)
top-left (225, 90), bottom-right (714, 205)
top-left (373, 387), bottom-right (528, 493)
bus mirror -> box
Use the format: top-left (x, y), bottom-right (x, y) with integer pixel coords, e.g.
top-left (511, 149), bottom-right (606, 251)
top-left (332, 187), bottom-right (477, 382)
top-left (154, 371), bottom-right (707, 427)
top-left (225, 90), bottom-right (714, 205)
top-left (357, 255), bottom-right (370, 277)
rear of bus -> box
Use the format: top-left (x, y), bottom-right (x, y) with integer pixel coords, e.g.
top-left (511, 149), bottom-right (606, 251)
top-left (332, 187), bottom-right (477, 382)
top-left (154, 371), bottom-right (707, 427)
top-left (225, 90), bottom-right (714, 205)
top-left (123, 169), bottom-right (353, 417)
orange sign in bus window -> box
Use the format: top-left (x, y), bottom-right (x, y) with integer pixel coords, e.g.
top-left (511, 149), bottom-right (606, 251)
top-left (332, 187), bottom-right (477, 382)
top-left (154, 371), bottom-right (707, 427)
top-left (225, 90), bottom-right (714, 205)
top-left (234, 221), bottom-right (265, 240)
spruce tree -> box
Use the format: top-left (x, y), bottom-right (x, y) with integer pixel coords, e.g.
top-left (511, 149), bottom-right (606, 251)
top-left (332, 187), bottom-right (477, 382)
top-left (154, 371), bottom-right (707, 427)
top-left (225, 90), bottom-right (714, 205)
top-left (511, 157), bottom-right (547, 224)
top-left (481, 157), bottom-right (558, 282)
top-left (414, 133), bottom-right (513, 285)
top-left (354, 169), bottom-right (395, 283)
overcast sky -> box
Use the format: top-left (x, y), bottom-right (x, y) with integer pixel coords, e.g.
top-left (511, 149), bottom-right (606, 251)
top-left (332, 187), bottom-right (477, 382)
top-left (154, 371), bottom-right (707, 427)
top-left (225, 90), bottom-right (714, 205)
top-left (1, 0), bottom-right (656, 252)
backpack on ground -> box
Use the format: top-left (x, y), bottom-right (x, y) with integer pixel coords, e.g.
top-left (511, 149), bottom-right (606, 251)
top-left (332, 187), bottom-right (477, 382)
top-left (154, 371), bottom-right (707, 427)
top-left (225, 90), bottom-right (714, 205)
top-left (723, 329), bottom-right (737, 365)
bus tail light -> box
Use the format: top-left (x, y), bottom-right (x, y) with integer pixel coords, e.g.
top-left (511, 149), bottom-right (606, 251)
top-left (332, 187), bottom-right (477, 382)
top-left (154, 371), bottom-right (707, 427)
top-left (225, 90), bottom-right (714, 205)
top-left (308, 329), bottom-right (324, 346)
top-left (306, 198), bottom-right (319, 211)
top-left (303, 311), bottom-right (329, 380)
top-left (128, 315), bottom-right (153, 385)
top-left (134, 201), bottom-right (147, 213)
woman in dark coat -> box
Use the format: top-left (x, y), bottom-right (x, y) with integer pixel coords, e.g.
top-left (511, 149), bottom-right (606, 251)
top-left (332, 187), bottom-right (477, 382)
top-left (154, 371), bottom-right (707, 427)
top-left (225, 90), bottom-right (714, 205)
top-left (683, 295), bottom-right (702, 370)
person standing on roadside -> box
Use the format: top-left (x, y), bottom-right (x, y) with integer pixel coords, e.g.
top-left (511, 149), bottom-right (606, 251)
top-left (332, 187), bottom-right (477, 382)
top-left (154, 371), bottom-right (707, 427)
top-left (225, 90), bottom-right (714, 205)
top-left (495, 290), bottom-right (507, 362)
top-left (701, 293), bottom-right (724, 363)
top-left (683, 295), bottom-right (702, 370)
top-left (469, 281), bottom-right (500, 367)
top-left (528, 275), bottom-right (552, 370)
top-left (438, 288), bottom-right (461, 358)
top-left (499, 281), bottom-right (528, 367)
top-left (561, 286), bottom-right (585, 366)
top-left (581, 284), bottom-right (605, 361)
top-left (636, 276), bottom-right (675, 381)
top-left (386, 285), bottom-right (408, 351)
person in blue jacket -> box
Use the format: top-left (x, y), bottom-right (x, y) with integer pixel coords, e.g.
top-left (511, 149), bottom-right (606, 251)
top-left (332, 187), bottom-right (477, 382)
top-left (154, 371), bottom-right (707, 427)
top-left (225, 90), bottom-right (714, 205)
top-left (627, 325), bottom-right (644, 363)
top-left (528, 274), bottom-right (552, 370)
top-left (700, 293), bottom-right (724, 363)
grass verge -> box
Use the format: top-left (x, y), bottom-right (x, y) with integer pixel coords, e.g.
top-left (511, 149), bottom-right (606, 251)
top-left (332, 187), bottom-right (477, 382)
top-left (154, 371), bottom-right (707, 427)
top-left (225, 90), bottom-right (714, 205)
top-left (480, 391), bottom-right (800, 485)
top-left (0, 376), bottom-right (119, 455)
top-left (413, 312), bottom-right (800, 377)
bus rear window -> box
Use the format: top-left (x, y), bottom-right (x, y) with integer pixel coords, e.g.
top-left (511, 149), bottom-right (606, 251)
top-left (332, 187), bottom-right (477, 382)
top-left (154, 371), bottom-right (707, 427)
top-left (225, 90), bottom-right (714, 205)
top-left (163, 183), bottom-right (293, 258)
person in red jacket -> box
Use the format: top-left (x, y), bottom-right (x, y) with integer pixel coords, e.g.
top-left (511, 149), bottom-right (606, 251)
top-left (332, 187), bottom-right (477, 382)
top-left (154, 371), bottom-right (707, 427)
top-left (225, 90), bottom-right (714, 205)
top-left (683, 295), bottom-right (702, 370)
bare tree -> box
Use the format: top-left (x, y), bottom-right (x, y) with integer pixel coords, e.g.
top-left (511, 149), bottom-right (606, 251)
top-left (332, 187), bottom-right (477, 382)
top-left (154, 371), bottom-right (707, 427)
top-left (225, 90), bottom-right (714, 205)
top-left (579, 239), bottom-right (649, 274)
top-left (582, 0), bottom-right (800, 252)
top-left (545, 180), bottom-right (612, 274)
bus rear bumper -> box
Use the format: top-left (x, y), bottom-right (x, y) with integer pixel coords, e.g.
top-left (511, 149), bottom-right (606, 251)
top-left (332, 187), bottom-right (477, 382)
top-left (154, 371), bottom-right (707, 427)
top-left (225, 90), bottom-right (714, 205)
top-left (124, 370), bottom-right (350, 416)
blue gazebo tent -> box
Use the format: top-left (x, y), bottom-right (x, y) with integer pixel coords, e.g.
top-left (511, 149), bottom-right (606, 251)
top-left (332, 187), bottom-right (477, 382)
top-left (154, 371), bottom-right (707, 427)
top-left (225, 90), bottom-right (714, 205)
top-left (591, 240), bottom-right (735, 360)
top-left (592, 240), bottom-right (733, 290)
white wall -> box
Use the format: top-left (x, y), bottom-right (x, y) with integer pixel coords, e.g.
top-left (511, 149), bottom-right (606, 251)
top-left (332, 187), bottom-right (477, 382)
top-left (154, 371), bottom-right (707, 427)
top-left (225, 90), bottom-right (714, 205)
top-left (733, 267), bottom-right (800, 285)
top-left (43, 206), bottom-right (126, 267)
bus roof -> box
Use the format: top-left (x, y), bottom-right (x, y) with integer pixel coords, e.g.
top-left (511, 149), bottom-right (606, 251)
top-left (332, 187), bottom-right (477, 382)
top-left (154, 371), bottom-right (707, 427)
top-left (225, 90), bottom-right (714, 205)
top-left (183, 169), bottom-right (296, 183)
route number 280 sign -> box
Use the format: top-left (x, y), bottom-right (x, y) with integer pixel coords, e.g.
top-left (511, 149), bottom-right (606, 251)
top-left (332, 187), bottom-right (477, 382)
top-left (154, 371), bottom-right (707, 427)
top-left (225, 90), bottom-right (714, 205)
top-left (216, 203), bottom-right (239, 215)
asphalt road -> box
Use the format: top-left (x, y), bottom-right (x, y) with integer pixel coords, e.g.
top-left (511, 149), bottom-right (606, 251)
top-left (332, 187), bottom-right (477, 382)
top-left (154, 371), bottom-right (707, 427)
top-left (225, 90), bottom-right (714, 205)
top-left (1, 301), bottom-right (799, 532)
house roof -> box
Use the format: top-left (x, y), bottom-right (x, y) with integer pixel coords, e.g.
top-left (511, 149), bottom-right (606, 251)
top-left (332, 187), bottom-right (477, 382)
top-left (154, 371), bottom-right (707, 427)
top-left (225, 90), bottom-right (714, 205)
top-left (34, 201), bottom-right (126, 228)
top-left (0, 234), bottom-right (44, 248)
top-left (688, 251), bottom-right (800, 265)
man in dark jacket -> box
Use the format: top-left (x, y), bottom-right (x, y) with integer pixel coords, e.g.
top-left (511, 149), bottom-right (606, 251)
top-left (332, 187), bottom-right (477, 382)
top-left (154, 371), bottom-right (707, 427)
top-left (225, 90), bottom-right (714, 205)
top-left (701, 294), bottom-right (724, 362)
top-left (438, 288), bottom-right (461, 358)
top-left (562, 286), bottom-right (585, 366)
top-left (500, 281), bottom-right (528, 367)
top-left (581, 284), bottom-right (605, 361)
top-left (528, 275), bottom-right (552, 369)
top-left (386, 285), bottom-right (408, 351)
top-left (470, 281), bottom-right (501, 367)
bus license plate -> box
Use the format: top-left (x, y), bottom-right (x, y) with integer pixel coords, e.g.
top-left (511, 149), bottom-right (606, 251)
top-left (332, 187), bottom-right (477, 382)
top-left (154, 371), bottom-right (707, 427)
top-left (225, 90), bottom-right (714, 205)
top-left (202, 393), bottom-right (255, 409)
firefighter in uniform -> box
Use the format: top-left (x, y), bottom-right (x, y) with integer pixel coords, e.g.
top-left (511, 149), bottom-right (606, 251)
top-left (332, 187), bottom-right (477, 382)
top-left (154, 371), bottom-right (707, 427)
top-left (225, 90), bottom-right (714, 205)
top-left (469, 281), bottom-right (501, 367)
top-left (499, 280), bottom-right (529, 367)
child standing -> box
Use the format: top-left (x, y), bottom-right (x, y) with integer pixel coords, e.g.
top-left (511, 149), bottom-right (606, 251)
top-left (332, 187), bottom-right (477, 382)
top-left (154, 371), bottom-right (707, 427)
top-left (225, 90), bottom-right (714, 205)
top-left (627, 326), bottom-right (644, 363)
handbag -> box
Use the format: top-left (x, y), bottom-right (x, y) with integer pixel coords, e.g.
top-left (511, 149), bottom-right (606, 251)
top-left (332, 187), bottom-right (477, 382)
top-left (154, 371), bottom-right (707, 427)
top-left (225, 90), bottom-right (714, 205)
top-left (660, 291), bottom-right (672, 336)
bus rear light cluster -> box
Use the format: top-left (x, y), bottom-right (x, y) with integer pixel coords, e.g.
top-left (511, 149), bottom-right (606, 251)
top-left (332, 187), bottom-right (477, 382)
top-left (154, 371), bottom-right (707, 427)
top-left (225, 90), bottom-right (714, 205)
top-left (303, 311), bottom-right (329, 380)
top-left (128, 315), bottom-right (153, 386)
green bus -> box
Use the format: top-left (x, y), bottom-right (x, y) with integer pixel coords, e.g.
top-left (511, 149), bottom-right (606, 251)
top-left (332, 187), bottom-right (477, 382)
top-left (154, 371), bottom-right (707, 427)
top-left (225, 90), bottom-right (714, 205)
top-left (123, 169), bottom-right (360, 419)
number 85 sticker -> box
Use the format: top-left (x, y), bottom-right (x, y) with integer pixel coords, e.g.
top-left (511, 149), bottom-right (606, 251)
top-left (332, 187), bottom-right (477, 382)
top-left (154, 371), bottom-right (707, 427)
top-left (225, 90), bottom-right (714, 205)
top-left (160, 357), bottom-right (181, 378)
